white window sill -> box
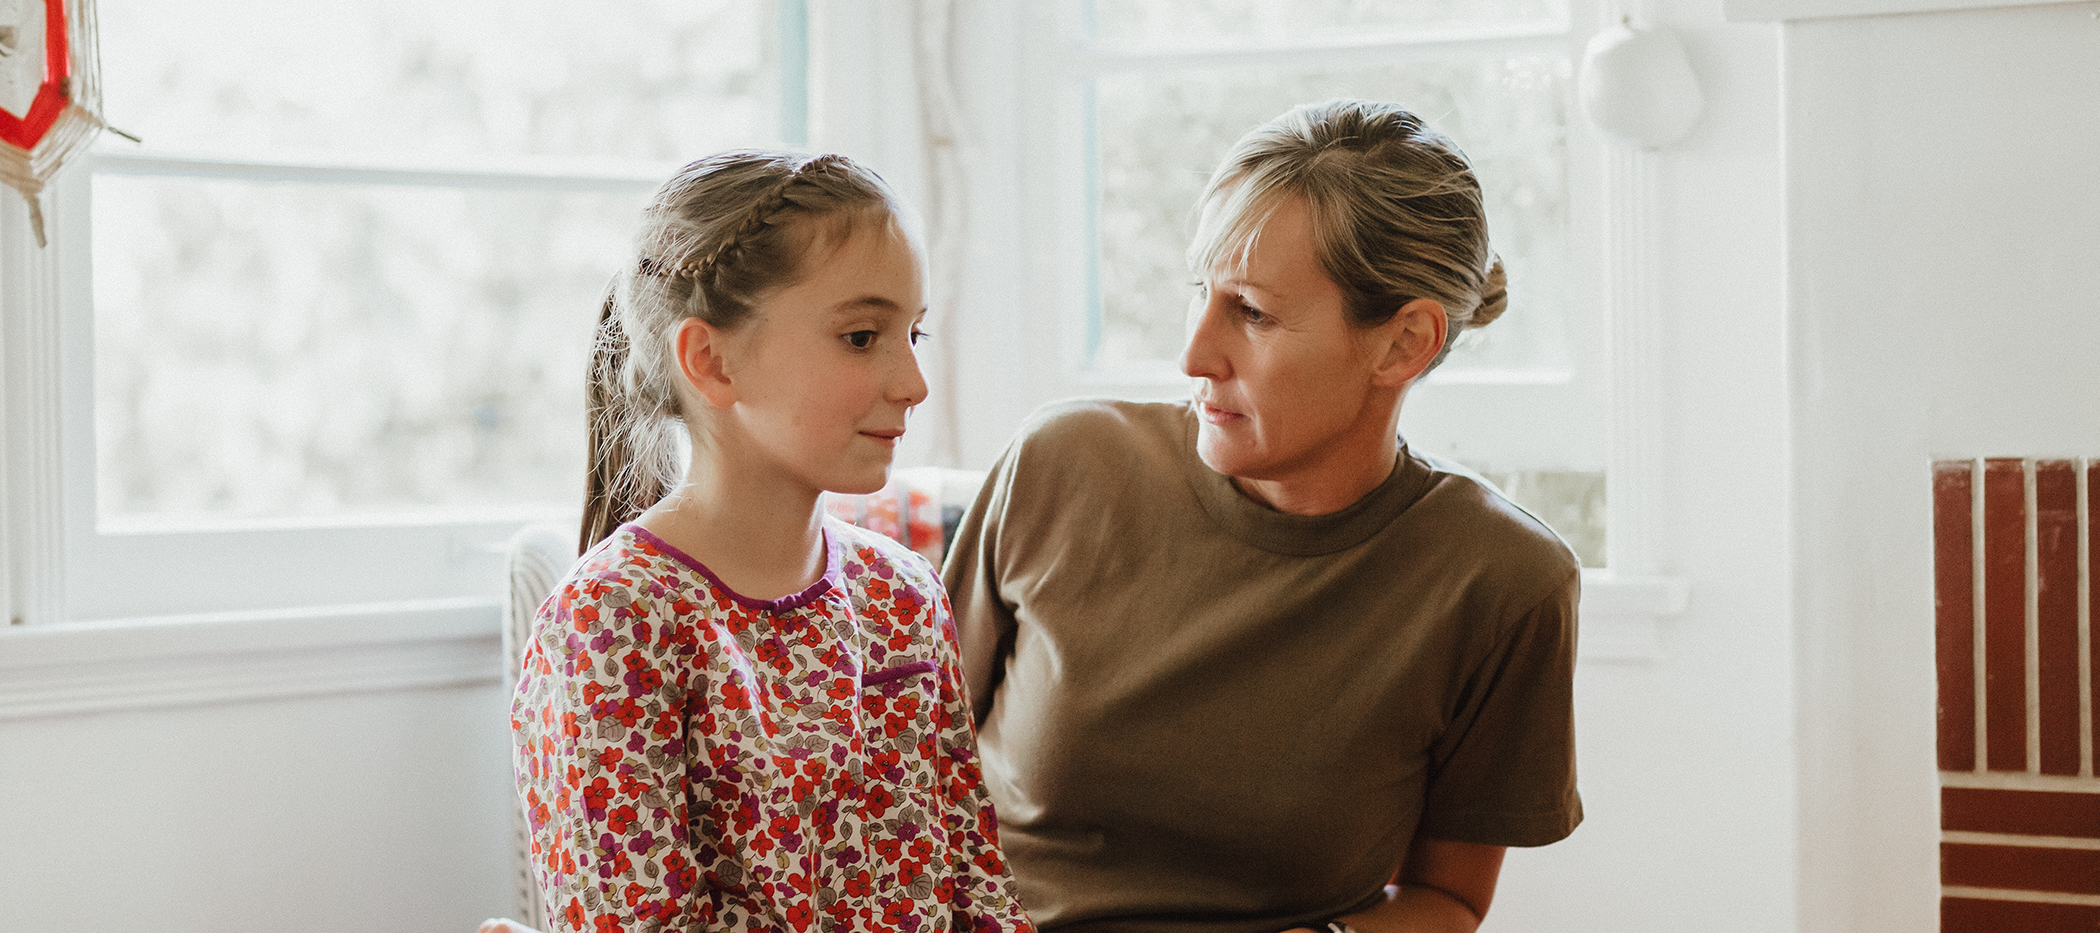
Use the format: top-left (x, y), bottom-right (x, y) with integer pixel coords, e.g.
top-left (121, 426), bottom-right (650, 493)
top-left (0, 598), bottom-right (501, 721)
top-left (1578, 570), bottom-right (1689, 662)
top-left (0, 571), bottom-right (1682, 720)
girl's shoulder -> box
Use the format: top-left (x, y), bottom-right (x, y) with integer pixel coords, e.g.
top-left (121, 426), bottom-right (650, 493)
top-left (546, 525), bottom-right (711, 620)
top-left (826, 517), bottom-right (944, 608)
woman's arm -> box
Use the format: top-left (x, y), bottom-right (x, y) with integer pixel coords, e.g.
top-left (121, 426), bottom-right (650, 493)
top-left (926, 585), bottom-right (1034, 932)
top-left (1285, 837), bottom-right (1506, 933)
top-left (940, 448), bottom-right (1022, 725)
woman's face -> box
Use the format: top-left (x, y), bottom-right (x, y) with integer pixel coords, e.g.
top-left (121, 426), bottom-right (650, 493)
top-left (1181, 195), bottom-right (1400, 504)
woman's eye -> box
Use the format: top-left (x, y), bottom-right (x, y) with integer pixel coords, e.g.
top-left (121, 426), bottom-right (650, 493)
top-left (1238, 302), bottom-right (1268, 324)
top-left (909, 328), bottom-right (929, 347)
top-left (843, 330), bottom-right (877, 350)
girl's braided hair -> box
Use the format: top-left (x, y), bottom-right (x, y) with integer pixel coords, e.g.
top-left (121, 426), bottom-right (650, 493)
top-left (581, 150), bottom-right (901, 553)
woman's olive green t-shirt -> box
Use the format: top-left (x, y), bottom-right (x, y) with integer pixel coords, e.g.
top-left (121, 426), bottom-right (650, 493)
top-left (943, 399), bottom-right (1582, 933)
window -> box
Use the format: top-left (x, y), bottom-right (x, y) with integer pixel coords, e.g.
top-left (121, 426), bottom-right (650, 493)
top-left (12, 0), bottom-right (809, 623)
top-left (1010, 0), bottom-right (1608, 564)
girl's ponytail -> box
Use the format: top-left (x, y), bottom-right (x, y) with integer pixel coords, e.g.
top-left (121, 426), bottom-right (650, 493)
top-left (579, 286), bottom-right (667, 554)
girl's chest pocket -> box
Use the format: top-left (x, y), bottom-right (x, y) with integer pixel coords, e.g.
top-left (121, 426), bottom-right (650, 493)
top-left (859, 659), bottom-right (941, 784)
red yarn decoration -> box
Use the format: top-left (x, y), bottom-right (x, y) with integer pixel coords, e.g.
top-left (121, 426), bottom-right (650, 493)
top-left (0, 0), bottom-right (72, 152)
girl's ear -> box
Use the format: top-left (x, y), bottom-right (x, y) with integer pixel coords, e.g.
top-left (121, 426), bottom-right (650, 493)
top-left (674, 317), bottom-right (739, 408)
top-left (1368, 297), bottom-right (1448, 388)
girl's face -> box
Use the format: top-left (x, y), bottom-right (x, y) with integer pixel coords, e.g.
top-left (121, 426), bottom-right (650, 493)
top-left (715, 216), bottom-right (928, 497)
top-left (1180, 195), bottom-right (1393, 496)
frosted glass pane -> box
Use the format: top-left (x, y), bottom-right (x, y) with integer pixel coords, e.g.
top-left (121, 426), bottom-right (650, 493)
top-left (95, 0), bottom-right (780, 163)
top-left (92, 175), bottom-right (640, 520)
top-left (1092, 56), bottom-right (1573, 373)
top-left (1091, 0), bottom-right (1566, 44)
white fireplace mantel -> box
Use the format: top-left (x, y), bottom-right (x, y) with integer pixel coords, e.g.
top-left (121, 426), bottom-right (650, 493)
top-left (1724, 0), bottom-right (2092, 21)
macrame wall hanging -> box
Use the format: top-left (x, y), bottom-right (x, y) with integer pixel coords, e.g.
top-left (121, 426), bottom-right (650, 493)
top-left (0, 0), bottom-right (117, 246)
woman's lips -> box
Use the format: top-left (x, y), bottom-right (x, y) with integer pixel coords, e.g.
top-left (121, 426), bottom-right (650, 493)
top-left (1195, 401), bottom-right (1243, 425)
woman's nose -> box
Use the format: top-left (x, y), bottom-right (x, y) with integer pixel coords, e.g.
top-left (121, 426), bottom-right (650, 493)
top-left (1179, 296), bottom-right (1227, 381)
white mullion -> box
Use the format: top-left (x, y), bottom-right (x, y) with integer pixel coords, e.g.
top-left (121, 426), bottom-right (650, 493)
top-left (1, 190), bottom-right (69, 626)
top-left (1073, 24), bottom-right (1570, 76)
top-left (86, 151), bottom-right (668, 195)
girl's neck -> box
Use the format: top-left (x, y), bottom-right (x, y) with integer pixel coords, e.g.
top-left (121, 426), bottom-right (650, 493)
top-left (634, 458), bottom-right (829, 603)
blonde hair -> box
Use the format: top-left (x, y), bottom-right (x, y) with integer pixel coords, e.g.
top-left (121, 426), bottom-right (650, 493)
top-left (581, 150), bottom-right (902, 552)
top-left (1189, 99), bottom-right (1507, 371)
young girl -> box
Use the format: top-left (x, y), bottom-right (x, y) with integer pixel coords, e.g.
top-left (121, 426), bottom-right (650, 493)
top-left (510, 150), bottom-right (1031, 933)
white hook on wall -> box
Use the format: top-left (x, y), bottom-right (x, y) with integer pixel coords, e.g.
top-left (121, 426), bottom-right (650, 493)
top-left (1578, 17), bottom-right (1706, 149)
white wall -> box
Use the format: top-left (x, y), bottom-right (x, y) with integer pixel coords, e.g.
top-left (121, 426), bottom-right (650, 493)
top-left (1783, 5), bottom-right (2100, 931)
top-left (0, 682), bottom-right (517, 933)
top-left (1485, 8), bottom-right (1799, 931)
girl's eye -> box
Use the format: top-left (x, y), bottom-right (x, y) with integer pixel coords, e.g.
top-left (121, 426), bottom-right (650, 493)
top-left (909, 328), bottom-right (929, 347)
top-left (843, 330), bottom-right (877, 350)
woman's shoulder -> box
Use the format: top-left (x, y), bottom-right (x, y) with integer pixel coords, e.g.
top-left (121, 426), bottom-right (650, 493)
top-left (1001, 397), bottom-right (1192, 483)
top-left (1015, 396), bottom-right (1186, 444)
top-left (1408, 451), bottom-right (1582, 585)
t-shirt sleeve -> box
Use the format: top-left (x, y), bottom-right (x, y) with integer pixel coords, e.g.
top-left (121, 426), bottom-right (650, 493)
top-left (942, 444), bottom-right (1022, 727)
top-left (1415, 567), bottom-right (1584, 848)
top-left (924, 582), bottom-right (1036, 932)
top-left (513, 566), bottom-right (703, 931)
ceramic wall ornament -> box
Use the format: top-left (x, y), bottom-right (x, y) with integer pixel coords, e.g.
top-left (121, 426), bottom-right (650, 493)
top-left (1579, 18), bottom-right (1705, 150)
top-left (0, 0), bottom-right (116, 245)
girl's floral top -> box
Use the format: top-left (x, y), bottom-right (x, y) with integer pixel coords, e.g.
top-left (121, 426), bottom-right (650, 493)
top-left (512, 520), bottom-right (1031, 933)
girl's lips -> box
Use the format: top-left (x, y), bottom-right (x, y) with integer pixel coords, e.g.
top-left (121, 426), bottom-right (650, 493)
top-left (860, 429), bottom-right (905, 445)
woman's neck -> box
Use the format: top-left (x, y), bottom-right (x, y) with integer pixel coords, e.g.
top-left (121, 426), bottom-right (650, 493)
top-left (1229, 438), bottom-right (1399, 516)
top-left (1225, 395), bottom-right (1405, 517)
top-left (634, 454), bottom-right (828, 602)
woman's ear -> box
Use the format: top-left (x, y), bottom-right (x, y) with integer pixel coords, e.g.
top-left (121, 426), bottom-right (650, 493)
top-left (1368, 297), bottom-right (1448, 388)
top-left (674, 317), bottom-right (739, 408)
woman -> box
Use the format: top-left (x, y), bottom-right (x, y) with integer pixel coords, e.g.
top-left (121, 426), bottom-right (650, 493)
top-left (943, 100), bottom-right (1581, 933)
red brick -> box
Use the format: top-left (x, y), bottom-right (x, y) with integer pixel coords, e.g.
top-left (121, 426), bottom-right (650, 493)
top-left (1942, 787), bottom-right (2100, 838)
top-left (1943, 842), bottom-right (2100, 895)
top-left (2090, 462), bottom-right (2099, 769)
top-left (2035, 461), bottom-right (2079, 776)
top-left (1935, 461), bottom-right (1978, 772)
top-left (1942, 896), bottom-right (2100, 933)
top-left (1982, 459), bottom-right (2028, 772)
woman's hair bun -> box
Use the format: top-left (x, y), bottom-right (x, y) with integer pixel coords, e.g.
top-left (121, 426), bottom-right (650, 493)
top-left (1469, 253), bottom-right (1508, 329)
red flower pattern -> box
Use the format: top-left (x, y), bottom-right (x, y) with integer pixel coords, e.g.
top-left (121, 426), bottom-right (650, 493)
top-left (513, 522), bottom-right (1030, 933)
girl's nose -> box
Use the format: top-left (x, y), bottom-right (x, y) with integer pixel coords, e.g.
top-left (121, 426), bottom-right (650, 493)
top-left (893, 346), bottom-right (930, 408)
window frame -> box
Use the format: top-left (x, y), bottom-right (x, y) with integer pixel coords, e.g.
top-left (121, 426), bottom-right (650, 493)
top-left (1012, 1), bottom-right (1618, 526)
top-left (986, 0), bottom-right (1686, 645)
top-left (3, 2), bottom-right (813, 627)
top-left (0, 0), bottom-right (1683, 671)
